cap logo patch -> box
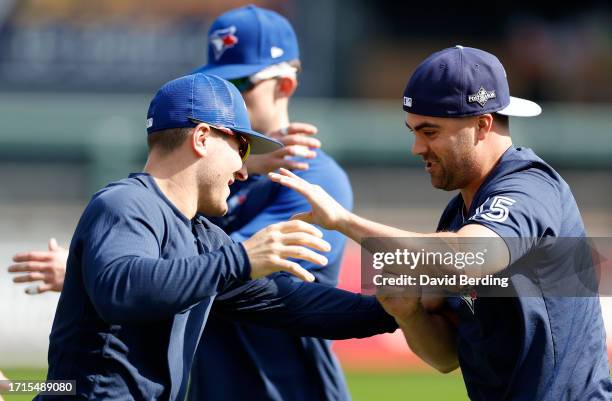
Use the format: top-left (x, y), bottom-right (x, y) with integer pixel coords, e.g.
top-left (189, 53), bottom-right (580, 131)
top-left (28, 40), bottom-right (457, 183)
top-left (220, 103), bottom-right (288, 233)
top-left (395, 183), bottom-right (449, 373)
top-left (210, 26), bottom-right (239, 60)
top-left (403, 96), bottom-right (412, 107)
top-left (468, 87), bottom-right (496, 107)
top-left (146, 118), bottom-right (153, 128)
top-left (270, 46), bottom-right (284, 58)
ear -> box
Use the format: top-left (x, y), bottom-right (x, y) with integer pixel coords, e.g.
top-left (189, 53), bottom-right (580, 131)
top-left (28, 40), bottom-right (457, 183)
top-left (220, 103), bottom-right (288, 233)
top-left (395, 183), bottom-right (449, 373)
top-left (191, 123), bottom-right (212, 157)
top-left (476, 114), bottom-right (493, 141)
top-left (275, 76), bottom-right (297, 98)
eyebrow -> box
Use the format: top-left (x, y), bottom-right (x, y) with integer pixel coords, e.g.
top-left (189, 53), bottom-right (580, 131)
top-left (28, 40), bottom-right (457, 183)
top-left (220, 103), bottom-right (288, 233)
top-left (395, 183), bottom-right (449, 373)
top-left (408, 122), bottom-right (442, 132)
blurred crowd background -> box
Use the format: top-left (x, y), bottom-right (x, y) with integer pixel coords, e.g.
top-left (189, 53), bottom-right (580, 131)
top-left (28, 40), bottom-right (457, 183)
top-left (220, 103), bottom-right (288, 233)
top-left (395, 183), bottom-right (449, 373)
top-left (0, 0), bottom-right (611, 399)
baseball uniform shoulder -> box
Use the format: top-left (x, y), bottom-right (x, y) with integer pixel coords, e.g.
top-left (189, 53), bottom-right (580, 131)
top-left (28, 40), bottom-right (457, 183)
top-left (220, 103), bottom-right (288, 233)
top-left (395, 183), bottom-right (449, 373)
top-left (490, 147), bottom-right (562, 187)
top-left (83, 173), bottom-right (182, 230)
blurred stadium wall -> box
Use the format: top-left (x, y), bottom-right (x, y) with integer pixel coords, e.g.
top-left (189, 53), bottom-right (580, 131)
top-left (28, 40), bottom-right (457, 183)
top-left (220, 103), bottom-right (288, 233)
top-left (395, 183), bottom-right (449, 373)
top-left (0, 0), bottom-right (611, 370)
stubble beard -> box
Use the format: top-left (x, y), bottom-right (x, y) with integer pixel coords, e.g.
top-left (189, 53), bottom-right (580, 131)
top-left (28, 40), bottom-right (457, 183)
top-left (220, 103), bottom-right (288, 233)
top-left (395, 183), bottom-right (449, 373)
top-left (430, 150), bottom-right (479, 192)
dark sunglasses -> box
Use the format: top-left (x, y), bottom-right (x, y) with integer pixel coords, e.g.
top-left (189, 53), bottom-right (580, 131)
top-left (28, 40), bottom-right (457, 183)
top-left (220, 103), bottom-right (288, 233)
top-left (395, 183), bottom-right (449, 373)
top-left (224, 129), bottom-right (251, 163)
top-left (228, 76), bottom-right (255, 93)
top-left (189, 119), bottom-right (251, 163)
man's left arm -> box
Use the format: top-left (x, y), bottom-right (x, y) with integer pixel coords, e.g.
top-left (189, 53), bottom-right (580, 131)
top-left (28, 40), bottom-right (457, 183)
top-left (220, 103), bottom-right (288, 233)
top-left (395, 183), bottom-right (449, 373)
top-left (212, 273), bottom-right (398, 339)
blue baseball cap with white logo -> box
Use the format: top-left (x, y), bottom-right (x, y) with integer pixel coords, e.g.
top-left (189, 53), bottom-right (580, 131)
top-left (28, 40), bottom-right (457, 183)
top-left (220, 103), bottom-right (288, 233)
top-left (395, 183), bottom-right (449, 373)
top-left (403, 45), bottom-right (541, 118)
top-left (146, 73), bottom-right (282, 154)
top-left (193, 5), bottom-right (299, 79)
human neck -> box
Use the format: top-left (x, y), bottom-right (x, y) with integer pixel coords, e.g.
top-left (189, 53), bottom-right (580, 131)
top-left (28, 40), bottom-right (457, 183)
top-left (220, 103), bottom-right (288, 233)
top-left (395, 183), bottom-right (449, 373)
top-left (276, 111), bottom-right (290, 132)
top-left (267, 102), bottom-right (290, 133)
top-left (143, 154), bottom-right (198, 219)
top-left (460, 138), bottom-right (512, 211)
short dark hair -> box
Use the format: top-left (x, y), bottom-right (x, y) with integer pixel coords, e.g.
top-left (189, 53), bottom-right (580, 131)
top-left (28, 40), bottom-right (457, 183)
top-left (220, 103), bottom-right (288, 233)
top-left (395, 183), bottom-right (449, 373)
top-left (146, 127), bottom-right (193, 154)
top-left (493, 112), bottom-right (509, 129)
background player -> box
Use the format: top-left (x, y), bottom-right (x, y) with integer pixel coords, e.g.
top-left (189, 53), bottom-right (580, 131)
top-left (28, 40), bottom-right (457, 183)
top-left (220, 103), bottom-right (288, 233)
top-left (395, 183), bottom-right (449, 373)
top-left (269, 46), bottom-right (612, 400)
top-left (191, 6), bottom-right (353, 401)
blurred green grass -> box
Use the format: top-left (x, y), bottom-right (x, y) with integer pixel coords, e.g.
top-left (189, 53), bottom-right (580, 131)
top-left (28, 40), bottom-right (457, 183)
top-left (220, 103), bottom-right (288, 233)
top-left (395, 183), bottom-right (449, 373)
top-left (346, 371), bottom-right (469, 401)
top-left (2, 368), bottom-right (469, 401)
top-left (2, 369), bottom-right (47, 401)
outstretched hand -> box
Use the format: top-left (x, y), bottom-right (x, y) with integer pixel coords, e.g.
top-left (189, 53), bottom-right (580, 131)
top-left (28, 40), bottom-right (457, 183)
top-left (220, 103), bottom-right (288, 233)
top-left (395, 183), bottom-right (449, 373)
top-left (242, 220), bottom-right (331, 282)
top-left (268, 168), bottom-right (350, 231)
top-left (8, 238), bottom-right (68, 294)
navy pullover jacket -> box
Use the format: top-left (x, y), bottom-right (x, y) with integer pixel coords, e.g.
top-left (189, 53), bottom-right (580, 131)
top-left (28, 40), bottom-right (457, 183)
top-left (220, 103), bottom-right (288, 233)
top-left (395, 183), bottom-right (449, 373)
top-left (39, 173), bottom-right (397, 401)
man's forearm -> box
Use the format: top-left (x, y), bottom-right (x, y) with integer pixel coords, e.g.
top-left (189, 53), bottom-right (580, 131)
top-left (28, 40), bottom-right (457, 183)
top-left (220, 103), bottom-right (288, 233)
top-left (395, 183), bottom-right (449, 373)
top-left (338, 214), bottom-right (509, 283)
top-left (213, 274), bottom-right (398, 339)
top-left (395, 304), bottom-right (459, 373)
top-left (337, 212), bottom-right (418, 244)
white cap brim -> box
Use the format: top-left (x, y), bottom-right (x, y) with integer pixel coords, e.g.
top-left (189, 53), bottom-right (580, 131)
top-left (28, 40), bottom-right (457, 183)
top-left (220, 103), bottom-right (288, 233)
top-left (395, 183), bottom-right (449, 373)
top-left (497, 96), bottom-right (542, 117)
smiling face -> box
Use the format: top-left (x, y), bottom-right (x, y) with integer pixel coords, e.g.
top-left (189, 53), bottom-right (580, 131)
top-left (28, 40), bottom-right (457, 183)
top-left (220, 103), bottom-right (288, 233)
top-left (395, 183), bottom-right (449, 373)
top-left (406, 113), bottom-right (483, 191)
top-left (195, 127), bottom-right (248, 216)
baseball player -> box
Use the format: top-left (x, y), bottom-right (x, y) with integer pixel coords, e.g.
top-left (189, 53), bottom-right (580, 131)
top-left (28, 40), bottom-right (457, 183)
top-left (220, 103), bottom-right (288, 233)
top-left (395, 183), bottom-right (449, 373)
top-left (190, 6), bottom-right (353, 401)
top-left (9, 6), bottom-right (355, 401)
top-left (36, 73), bottom-right (397, 401)
top-left (269, 46), bottom-right (612, 400)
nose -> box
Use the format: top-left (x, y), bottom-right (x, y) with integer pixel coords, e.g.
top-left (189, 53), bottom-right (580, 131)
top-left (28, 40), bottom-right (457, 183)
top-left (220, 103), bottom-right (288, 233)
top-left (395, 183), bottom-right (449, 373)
top-left (411, 133), bottom-right (428, 156)
top-left (235, 163), bottom-right (248, 181)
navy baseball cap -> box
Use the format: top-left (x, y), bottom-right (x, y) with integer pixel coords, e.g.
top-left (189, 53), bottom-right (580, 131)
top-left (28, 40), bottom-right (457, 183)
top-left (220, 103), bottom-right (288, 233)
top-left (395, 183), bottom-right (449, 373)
top-left (403, 45), bottom-right (541, 118)
top-left (193, 5), bottom-right (299, 79)
top-left (146, 73), bottom-right (282, 154)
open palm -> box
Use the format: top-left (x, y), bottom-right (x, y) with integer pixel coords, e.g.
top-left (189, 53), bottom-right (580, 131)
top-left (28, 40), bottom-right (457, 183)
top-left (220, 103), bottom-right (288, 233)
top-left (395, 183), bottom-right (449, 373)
top-left (268, 168), bottom-right (349, 231)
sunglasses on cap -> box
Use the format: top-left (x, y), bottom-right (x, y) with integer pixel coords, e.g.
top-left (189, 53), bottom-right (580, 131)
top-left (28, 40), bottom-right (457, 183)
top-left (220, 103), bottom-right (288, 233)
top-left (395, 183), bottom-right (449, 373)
top-left (189, 118), bottom-right (251, 163)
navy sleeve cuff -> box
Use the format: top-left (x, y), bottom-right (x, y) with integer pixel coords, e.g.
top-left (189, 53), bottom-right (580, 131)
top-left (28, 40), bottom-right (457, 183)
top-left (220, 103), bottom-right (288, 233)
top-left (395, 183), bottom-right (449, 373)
top-left (233, 242), bottom-right (252, 282)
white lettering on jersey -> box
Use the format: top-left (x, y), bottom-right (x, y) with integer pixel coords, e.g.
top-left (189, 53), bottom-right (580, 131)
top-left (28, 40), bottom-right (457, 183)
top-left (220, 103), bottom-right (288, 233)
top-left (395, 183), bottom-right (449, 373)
top-left (472, 196), bottom-right (516, 223)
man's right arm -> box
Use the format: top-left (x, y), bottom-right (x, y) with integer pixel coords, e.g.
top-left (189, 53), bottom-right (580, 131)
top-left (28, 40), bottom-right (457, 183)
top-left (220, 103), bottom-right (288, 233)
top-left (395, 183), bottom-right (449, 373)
top-left (78, 191), bottom-right (331, 324)
top-left (78, 194), bottom-right (251, 324)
